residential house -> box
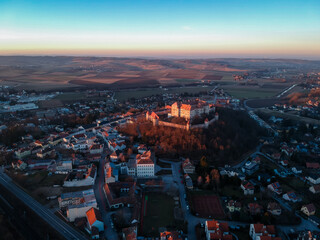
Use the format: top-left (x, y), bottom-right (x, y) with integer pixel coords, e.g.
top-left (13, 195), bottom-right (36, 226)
top-left (279, 160), bottom-right (289, 166)
top-left (282, 191), bottom-right (301, 202)
top-left (49, 136), bottom-right (63, 146)
top-left (103, 182), bottom-right (136, 209)
top-left (241, 180), bottom-right (255, 195)
top-left (58, 189), bottom-right (98, 222)
top-left (108, 139), bottom-right (126, 152)
top-left (220, 167), bottom-right (239, 178)
top-left (267, 182), bottom-right (282, 195)
top-left (248, 203), bottom-right (263, 216)
top-left (160, 231), bottom-right (183, 240)
top-left (292, 167), bottom-right (303, 174)
top-left (86, 207), bottom-right (104, 235)
top-left (242, 161), bottom-right (259, 175)
top-left (226, 200), bottom-right (241, 213)
top-left (306, 174), bottom-right (320, 185)
top-left (309, 184), bottom-right (320, 194)
top-left (37, 147), bottom-right (55, 158)
top-left (127, 159), bottom-right (137, 177)
top-left (15, 148), bottom-right (31, 158)
top-left (205, 219), bottom-right (232, 240)
top-left (59, 189), bottom-right (95, 207)
top-left (27, 159), bottom-right (55, 170)
top-left (267, 202), bottom-right (281, 216)
top-left (89, 144), bottom-right (103, 155)
top-left (56, 160), bottom-right (72, 173)
top-left (11, 160), bottom-right (27, 170)
top-left (182, 158), bottom-right (195, 174)
top-left (63, 164), bottom-right (97, 187)
top-left (249, 224), bottom-right (278, 240)
top-left (31, 145), bottom-right (43, 155)
top-left (301, 204), bottom-right (316, 216)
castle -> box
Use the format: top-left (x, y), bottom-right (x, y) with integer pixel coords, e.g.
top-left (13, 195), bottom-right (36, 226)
top-left (170, 100), bottom-right (212, 120)
top-left (146, 100), bottom-right (218, 131)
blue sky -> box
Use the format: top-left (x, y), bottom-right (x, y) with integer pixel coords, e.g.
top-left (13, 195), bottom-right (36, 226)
top-left (1, 0), bottom-right (320, 58)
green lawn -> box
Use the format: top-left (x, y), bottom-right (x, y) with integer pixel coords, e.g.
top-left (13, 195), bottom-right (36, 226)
top-left (142, 193), bottom-right (175, 236)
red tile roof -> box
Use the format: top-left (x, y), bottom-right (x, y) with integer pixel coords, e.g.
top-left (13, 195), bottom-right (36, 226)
top-left (86, 207), bottom-right (102, 226)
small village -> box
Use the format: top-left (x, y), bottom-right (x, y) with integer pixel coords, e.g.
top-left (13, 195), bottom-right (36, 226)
top-left (0, 82), bottom-right (319, 240)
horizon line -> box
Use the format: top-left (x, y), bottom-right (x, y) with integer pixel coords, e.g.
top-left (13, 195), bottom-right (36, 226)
top-left (0, 54), bottom-right (319, 61)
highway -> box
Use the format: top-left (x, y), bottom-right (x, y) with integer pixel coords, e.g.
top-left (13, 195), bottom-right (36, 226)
top-left (0, 169), bottom-right (88, 240)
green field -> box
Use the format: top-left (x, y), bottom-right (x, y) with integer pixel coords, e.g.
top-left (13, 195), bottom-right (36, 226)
top-left (54, 92), bottom-right (87, 102)
top-left (175, 79), bottom-right (200, 83)
top-left (115, 86), bottom-right (212, 102)
top-left (257, 109), bottom-right (320, 125)
top-left (142, 193), bottom-right (175, 236)
top-left (223, 87), bottom-right (279, 99)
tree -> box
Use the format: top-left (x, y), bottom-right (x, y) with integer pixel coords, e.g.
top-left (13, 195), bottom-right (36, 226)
top-left (200, 156), bottom-right (208, 168)
top-left (210, 169), bottom-right (220, 189)
top-left (197, 176), bottom-right (203, 186)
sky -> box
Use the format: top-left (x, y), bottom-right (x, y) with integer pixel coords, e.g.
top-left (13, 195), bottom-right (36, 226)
top-left (0, 0), bottom-right (320, 59)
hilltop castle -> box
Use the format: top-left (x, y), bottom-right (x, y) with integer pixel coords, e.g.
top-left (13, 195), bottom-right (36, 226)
top-left (170, 100), bottom-right (212, 120)
top-left (146, 100), bottom-right (218, 131)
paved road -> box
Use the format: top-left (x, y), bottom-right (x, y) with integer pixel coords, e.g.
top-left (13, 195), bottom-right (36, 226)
top-left (0, 169), bottom-right (87, 240)
top-left (93, 147), bottom-right (119, 240)
top-left (164, 160), bottom-right (248, 239)
top-left (164, 156), bottom-right (320, 238)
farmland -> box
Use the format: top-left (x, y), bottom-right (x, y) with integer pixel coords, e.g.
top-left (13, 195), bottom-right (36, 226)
top-left (1, 56), bottom-right (319, 92)
top-left (115, 86), bottom-right (213, 102)
top-left (223, 85), bottom-right (283, 99)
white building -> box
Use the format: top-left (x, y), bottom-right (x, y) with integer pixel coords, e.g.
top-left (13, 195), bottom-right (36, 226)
top-left (58, 189), bottom-right (98, 222)
top-left (136, 151), bottom-right (154, 178)
top-left (63, 165), bottom-right (97, 187)
top-left (249, 223), bottom-right (276, 240)
top-left (56, 160), bottom-right (72, 173)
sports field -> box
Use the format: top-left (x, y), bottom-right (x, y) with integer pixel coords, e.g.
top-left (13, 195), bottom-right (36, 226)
top-left (141, 192), bottom-right (175, 237)
top-left (191, 195), bottom-right (225, 219)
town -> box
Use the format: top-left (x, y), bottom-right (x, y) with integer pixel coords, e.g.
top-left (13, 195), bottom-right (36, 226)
top-left (1, 70), bottom-right (320, 240)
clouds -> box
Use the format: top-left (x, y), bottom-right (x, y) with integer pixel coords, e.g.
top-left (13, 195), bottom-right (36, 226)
top-left (182, 26), bottom-right (193, 31)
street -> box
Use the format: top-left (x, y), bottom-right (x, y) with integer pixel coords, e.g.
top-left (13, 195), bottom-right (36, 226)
top-left (93, 146), bottom-right (119, 240)
top-left (0, 168), bottom-right (87, 240)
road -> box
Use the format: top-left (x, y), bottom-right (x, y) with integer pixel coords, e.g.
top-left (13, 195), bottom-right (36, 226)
top-left (162, 160), bottom-right (248, 239)
top-left (164, 151), bottom-right (320, 238)
top-left (277, 84), bottom-right (297, 98)
top-left (0, 168), bottom-right (87, 240)
top-left (93, 146), bottom-right (119, 240)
